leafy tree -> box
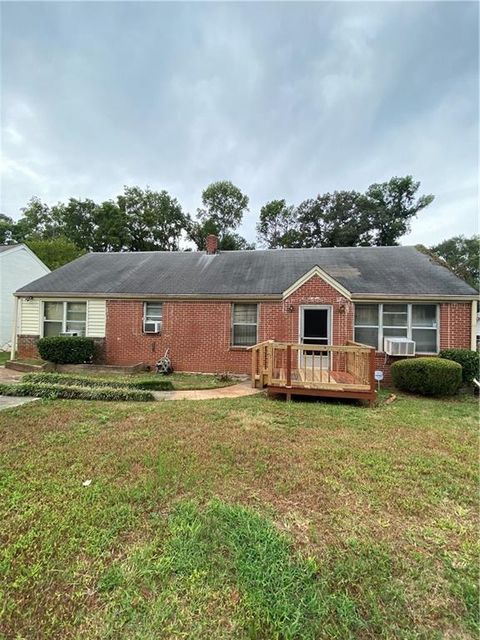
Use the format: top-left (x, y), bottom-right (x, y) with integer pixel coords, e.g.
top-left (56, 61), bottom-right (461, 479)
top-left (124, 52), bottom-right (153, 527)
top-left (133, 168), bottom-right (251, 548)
top-left (197, 181), bottom-right (249, 233)
top-left (190, 181), bottom-right (252, 250)
top-left (118, 186), bottom-right (188, 251)
top-left (0, 214), bottom-right (15, 244)
top-left (26, 236), bottom-right (86, 270)
top-left (430, 235), bottom-right (479, 289)
top-left (257, 200), bottom-right (302, 248)
top-left (14, 197), bottom-right (60, 240)
top-left (296, 191), bottom-right (371, 248)
top-left (361, 176), bottom-right (434, 246)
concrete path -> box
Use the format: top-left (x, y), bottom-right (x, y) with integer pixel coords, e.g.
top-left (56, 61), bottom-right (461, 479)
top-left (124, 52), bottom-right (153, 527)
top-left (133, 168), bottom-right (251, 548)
top-left (0, 396), bottom-right (39, 411)
top-left (0, 367), bottom-right (23, 384)
top-left (152, 381), bottom-right (263, 401)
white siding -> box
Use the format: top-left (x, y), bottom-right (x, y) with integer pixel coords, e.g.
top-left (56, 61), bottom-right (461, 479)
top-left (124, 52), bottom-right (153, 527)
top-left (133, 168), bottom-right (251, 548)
top-left (0, 247), bottom-right (49, 347)
top-left (17, 298), bottom-right (107, 338)
top-left (86, 300), bottom-right (106, 337)
top-left (19, 298), bottom-right (41, 334)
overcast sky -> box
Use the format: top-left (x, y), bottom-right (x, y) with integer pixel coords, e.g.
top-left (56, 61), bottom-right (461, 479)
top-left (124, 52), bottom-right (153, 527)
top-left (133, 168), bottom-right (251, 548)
top-left (1, 1), bottom-right (478, 247)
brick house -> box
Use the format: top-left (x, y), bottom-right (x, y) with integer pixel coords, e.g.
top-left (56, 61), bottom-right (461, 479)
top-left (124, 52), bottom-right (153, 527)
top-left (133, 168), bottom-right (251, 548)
top-left (12, 237), bottom-right (478, 381)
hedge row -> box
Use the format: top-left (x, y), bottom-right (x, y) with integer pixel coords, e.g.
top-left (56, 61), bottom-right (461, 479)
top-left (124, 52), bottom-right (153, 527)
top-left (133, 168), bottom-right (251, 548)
top-left (391, 357), bottom-right (462, 396)
top-left (0, 382), bottom-right (154, 402)
top-left (37, 336), bottom-right (96, 364)
top-left (22, 372), bottom-right (174, 391)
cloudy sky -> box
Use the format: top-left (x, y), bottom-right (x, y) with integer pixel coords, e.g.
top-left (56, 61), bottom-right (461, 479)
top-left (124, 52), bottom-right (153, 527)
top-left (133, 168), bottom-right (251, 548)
top-left (1, 1), bottom-right (478, 247)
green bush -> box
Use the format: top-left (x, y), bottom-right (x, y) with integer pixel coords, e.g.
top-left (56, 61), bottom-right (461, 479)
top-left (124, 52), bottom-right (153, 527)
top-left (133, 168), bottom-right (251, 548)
top-left (23, 372), bottom-right (174, 391)
top-left (37, 336), bottom-right (96, 364)
top-left (439, 349), bottom-right (480, 384)
top-left (0, 382), bottom-right (153, 401)
top-left (391, 357), bottom-right (462, 396)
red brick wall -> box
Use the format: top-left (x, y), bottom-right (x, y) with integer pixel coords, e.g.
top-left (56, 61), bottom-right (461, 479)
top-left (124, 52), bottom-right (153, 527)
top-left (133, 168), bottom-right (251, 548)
top-left (16, 287), bottom-right (473, 379)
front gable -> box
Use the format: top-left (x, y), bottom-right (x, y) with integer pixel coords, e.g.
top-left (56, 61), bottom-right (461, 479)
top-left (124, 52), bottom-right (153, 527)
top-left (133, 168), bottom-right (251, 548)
top-left (282, 265), bottom-right (351, 301)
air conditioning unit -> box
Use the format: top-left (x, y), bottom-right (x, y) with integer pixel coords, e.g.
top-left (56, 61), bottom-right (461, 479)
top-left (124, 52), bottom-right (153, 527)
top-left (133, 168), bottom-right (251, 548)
top-left (60, 330), bottom-right (81, 337)
top-left (384, 337), bottom-right (416, 357)
top-left (144, 321), bottom-right (162, 334)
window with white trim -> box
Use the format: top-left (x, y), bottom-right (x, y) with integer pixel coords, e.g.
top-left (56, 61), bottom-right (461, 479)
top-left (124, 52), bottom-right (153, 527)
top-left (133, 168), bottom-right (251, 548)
top-left (232, 303), bottom-right (258, 347)
top-left (143, 302), bottom-right (163, 333)
top-left (354, 303), bottom-right (438, 353)
top-left (43, 301), bottom-right (87, 337)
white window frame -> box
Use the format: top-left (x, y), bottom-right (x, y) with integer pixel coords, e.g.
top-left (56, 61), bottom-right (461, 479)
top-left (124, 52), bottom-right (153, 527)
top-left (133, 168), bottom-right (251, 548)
top-left (231, 303), bottom-right (259, 347)
top-left (143, 302), bottom-right (163, 334)
top-left (354, 303), bottom-right (439, 354)
top-left (42, 300), bottom-right (87, 337)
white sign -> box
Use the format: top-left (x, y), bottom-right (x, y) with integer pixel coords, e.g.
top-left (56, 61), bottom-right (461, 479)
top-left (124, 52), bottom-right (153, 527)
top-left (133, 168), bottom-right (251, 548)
top-left (374, 370), bottom-right (384, 382)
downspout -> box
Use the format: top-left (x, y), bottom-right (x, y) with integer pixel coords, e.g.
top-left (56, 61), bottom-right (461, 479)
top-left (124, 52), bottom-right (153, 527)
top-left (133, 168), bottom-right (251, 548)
top-left (10, 295), bottom-right (19, 360)
top-left (471, 300), bottom-right (478, 351)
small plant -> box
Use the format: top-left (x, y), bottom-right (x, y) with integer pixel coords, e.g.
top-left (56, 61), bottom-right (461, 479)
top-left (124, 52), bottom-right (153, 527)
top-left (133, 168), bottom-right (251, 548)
top-left (391, 357), bottom-right (462, 396)
top-left (439, 349), bottom-right (480, 384)
top-left (23, 372), bottom-right (174, 391)
top-left (37, 336), bottom-right (96, 364)
top-left (215, 372), bottom-right (234, 384)
top-left (0, 382), bottom-right (153, 401)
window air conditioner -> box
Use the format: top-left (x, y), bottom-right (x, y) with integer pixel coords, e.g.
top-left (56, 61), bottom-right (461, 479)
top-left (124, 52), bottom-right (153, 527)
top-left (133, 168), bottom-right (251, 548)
top-left (383, 337), bottom-right (415, 356)
top-left (60, 330), bottom-right (81, 337)
top-left (144, 321), bottom-right (162, 334)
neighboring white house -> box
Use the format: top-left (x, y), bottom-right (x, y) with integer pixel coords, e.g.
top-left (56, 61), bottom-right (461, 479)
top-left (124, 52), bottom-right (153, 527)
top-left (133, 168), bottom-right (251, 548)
top-left (0, 244), bottom-right (50, 351)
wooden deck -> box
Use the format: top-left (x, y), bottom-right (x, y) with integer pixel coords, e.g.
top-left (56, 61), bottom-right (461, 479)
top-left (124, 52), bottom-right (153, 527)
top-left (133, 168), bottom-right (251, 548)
top-left (250, 341), bottom-right (377, 405)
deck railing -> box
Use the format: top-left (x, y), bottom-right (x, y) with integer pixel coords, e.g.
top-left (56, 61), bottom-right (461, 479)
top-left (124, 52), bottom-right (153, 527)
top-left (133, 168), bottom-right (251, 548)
top-left (249, 340), bottom-right (376, 392)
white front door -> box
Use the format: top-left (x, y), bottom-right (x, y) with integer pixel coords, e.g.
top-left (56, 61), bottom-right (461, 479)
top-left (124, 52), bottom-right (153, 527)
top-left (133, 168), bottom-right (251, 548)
top-left (299, 306), bottom-right (331, 370)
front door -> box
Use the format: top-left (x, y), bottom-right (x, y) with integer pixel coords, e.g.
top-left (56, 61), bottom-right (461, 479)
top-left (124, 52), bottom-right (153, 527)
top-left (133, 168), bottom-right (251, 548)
top-left (299, 306), bottom-right (331, 370)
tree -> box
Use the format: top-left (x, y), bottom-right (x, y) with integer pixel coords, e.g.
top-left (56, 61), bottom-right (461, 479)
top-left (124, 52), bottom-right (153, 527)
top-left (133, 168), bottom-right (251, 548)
top-left (26, 236), bottom-right (86, 270)
top-left (190, 181), bottom-right (252, 250)
top-left (257, 199), bottom-right (301, 248)
top-left (361, 176), bottom-right (434, 246)
top-left (296, 191), bottom-right (371, 248)
top-left (14, 197), bottom-right (60, 240)
top-left (0, 214), bottom-right (15, 244)
top-left (118, 186), bottom-right (188, 251)
top-left (430, 235), bottom-right (479, 289)
top-left (197, 181), bottom-right (249, 233)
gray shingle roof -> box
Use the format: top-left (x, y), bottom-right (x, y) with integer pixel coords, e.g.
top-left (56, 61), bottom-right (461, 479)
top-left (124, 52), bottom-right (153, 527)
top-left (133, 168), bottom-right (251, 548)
top-left (15, 246), bottom-right (478, 298)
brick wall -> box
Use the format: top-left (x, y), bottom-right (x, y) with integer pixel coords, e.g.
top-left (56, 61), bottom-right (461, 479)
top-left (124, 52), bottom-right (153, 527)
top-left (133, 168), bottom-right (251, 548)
top-left (16, 286), bottom-right (473, 378)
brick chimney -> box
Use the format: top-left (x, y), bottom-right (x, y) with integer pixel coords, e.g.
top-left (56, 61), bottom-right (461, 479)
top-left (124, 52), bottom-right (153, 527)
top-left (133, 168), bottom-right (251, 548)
top-left (206, 234), bottom-right (218, 255)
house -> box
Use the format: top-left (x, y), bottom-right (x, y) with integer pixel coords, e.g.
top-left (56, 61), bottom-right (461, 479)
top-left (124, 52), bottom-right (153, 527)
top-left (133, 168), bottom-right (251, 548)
top-left (0, 244), bottom-right (50, 351)
top-left (12, 236), bottom-right (478, 386)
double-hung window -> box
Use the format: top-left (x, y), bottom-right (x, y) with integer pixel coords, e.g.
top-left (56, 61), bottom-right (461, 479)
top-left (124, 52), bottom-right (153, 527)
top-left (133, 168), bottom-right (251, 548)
top-left (232, 304), bottom-right (258, 347)
top-left (143, 302), bottom-right (163, 333)
top-left (354, 303), bottom-right (438, 353)
top-left (43, 301), bottom-right (87, 337)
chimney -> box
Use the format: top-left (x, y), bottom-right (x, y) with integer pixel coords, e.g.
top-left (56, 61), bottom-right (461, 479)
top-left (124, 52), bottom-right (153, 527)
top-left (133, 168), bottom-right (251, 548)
top-left (206, 234), bottom-right (218, 255)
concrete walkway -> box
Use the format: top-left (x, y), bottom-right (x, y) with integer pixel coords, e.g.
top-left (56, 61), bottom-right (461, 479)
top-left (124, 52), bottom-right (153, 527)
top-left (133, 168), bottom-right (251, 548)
top-left (152, 381), bottom-right (263, 401)
top-left (0, 396), bottom-right (39, 411)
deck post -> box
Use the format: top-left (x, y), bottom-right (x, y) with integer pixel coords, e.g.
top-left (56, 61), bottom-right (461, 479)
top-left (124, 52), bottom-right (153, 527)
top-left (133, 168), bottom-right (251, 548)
top-left (286, 345), bottom-right (292, 387)
top-left (251, 347), bottom-right (257, 388)
top-left (369, 347), bottom-right (376, 401)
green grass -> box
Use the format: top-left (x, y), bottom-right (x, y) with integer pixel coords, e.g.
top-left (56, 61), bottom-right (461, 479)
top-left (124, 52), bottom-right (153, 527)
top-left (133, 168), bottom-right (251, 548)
top-left (0, 351), bottom-right (10, 365)
top-left (0, 392), bottom-right (478, 638)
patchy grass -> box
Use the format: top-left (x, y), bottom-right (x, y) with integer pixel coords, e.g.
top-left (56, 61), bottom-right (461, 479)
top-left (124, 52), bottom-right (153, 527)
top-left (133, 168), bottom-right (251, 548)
top-left (0, 392), bottom-right (477, 638)
top-left (0, 351), bottom-right (11, 365)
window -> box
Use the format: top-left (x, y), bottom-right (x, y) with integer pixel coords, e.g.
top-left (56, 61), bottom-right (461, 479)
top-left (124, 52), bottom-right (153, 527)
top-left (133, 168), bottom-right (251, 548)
top-left (43, 301), bottom-right (87, 337)
top-left (143, 302), bottom-right (163, 333)
top-left (353, 304), bottom-right (379, 349)
top-left (354, 303), bottom-right (438, 353)
top-left (232, 303), bottom-right (258, 347)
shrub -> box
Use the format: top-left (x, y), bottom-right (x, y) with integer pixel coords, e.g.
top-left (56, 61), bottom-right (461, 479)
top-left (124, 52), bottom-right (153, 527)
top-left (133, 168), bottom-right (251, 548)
top-left (439, 349), bottom-right (480, 384)
top-left (391, 357), bottom-right (462, 396)
top-left (37, 336), bottom-right (96, 364)
top-left (0, 382), bottom-right (153, 401)
top-left (23, 372), bottom-right (174, 391)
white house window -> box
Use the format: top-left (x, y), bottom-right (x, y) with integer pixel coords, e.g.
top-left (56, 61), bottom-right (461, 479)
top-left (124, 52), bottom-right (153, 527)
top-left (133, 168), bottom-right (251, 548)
top-left (43, 301), bottom-right (87, 337)
top-left (355, 303), bottom-right (438, 353)
top-left (232, 303), bottom-right (258, 346)
top-left (143, 302), bottom-right (162, 333)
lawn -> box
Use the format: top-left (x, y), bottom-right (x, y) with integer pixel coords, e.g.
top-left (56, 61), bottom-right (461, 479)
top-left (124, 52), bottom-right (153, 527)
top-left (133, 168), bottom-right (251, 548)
top-left (85, 371), bottom-right (237, 390)
top-left (0, 351), bottom-right (10, 365)
top-left (0, 392), bottom-right (477, 639)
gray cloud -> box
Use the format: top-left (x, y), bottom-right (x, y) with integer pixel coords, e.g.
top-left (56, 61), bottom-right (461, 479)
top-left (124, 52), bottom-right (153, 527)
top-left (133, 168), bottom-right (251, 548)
top-left (1, 1), bottom-right (478, 246)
